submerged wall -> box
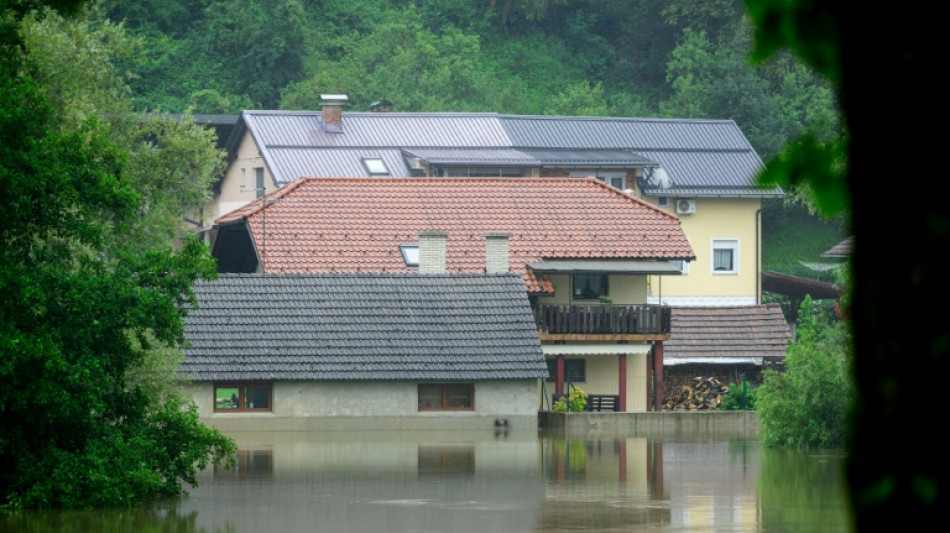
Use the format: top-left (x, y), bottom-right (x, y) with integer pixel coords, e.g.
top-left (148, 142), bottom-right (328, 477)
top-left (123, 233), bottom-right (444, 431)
top-left (539, 411), bottom-right (762, 439)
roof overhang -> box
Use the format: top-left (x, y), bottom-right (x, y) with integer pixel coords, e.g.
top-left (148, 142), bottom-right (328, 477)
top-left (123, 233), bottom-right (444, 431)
top-left (401, 148), bottom-right (661, 168)
top-left (664, 357), bottom-right (765, 366)
top-left (542, 344), bottom-right (652, 356)
top-left (527, 260), bottom-right (684, 275)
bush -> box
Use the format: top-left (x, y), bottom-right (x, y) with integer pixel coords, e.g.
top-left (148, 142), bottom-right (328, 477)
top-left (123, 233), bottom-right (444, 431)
top-left (552, 387), bottom-right (588, 413)
top-left (756, 295), bottom-right (853, 449)
top-left (720, 380), bottom-right (757, 410)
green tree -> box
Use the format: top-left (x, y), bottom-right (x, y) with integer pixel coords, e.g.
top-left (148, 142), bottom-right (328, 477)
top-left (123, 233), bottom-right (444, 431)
top-left (20, 5), bottom-right (225, 248)
top-left (756, 295), bottom-right (853, 449)
top-left (0, 1), bottom-right (235, 509)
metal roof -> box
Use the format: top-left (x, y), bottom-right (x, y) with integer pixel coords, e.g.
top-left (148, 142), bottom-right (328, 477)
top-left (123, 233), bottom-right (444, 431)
top-left (181, 273), bottom-right (547, 382)
top-left (267, 148), bottom-right (409, 184)
top-left (527, 260), bottom-right (683, 274)
top-left (239, 110), bottom-right (782, 198)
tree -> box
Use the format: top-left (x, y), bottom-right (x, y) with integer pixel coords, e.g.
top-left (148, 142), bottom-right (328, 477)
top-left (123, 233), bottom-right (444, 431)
top-left (756, 295), bottom-right (853, 449)
top-left (745, 0), bottom-right (945, 528)
top-left (0, 1), bottom-right (235, 509)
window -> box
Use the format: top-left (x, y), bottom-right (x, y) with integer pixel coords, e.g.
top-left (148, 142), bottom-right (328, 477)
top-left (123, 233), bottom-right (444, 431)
top-left (362, 157), bottom-right (390, 175)
top-left (657, 196), bottom-right (670, 208)
top-left (418, 384), bottom-right (474, 410)
top-left (399, 244), bottom-right (419, 267)
top-left (712, 239), bottom-right (739, 274)
top-left (254, 167), bottom-right (265, 198)
top-left (572, 274), bottom-right (608, 299)
top-left (214, 383), bottom-right (272, 412)
top-left (570, 170), bottom-right (626, 189)
top-left (434, 166), bottom-right (523, 177)
top-left (546, 359), bottom-right (586, 383)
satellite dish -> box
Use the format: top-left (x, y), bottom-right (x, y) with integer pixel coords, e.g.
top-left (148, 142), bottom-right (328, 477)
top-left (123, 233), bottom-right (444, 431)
top-left (654, 167), bottom-right (672, 189)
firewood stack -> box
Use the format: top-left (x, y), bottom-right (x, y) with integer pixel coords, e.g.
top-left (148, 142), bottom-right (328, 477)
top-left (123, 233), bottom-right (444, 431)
top-left (663, 376), bottom-right (730, 410)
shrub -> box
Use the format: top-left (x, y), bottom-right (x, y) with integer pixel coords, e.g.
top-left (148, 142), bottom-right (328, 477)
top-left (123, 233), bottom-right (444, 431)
top-left (756, 295), bottom-right (853, 449)
top-left (721, 380), bottom-right (757, 410)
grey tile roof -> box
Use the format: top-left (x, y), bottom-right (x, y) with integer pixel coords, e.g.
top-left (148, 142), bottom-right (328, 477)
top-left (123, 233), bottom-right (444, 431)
top-left (663, 304), bottom-right (792, 363)
top-left (238, 110), bottom-right (783, 197)
top-left (180, 273), bottom-right (546, 382)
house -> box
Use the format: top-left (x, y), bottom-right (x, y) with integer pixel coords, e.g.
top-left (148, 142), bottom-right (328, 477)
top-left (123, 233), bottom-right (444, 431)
top-left (205, 96), bottom-right (782, 309)
top-left (209, 176), bottom-right (696, 412)
top-left (204, 96), bottom-right (790, 407)
top-left (180, 272), bottom-right (547, 431)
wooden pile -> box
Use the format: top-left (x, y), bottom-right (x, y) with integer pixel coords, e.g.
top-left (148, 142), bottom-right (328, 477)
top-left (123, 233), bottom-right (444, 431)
top-left (663, 376), bottom-right (730, 410)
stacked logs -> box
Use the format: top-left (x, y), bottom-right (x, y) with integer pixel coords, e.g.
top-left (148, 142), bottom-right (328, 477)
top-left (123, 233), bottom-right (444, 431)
top-left (663, 376), bottom-right (730, 410)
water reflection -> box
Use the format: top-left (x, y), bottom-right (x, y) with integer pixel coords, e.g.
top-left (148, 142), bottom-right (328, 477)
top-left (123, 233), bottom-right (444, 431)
top-left (0, 430), bottom-right (851, 533)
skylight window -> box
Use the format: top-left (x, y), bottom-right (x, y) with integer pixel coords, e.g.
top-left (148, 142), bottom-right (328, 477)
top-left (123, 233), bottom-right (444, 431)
top-left (399, 245), bottom-right (419, 267)
top-left (363, 157), bottom-right (390, 175)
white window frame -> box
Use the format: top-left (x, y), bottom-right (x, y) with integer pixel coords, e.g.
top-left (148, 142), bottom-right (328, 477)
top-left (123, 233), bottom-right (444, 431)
top-left (254, 167), bottom-right (265, 198)
top-left (711, 239), bottom-right (739, 274)
top-left (362, 157), bottom-right (390, 175)
top-left (399, 244), bottom-right (419, 267)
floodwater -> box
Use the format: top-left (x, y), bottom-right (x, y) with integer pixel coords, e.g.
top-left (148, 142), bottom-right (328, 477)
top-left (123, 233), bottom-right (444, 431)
top-left (0, 429), bottom-right (852, 533)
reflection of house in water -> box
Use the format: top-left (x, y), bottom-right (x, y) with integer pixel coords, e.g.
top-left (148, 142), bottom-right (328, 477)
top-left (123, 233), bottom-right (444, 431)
top-left (214, 448), bottom-right (273, 479)
top-left (417, 445), bottom-right (475, 477)
top-left (540, 437), bottom-right (671, 529)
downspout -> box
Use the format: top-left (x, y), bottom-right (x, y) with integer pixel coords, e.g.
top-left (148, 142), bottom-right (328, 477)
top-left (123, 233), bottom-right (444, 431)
top-left (756, 208), bottom-right (762, 304)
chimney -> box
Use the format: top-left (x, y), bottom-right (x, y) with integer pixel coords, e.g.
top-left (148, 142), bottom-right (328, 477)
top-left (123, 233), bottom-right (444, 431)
top-left (484, 232), bottom-right (511, 273)
top-left (418, 231), bottom-right (448, 274)
top-left (319, 94), bottom-right (348, 133)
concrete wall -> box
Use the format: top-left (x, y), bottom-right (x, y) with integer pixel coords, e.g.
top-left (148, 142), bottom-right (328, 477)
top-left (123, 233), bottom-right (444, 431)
top-left (539, 410), bottom-right (761, 439)
top-left (189, 380), bottom-right (539, 432)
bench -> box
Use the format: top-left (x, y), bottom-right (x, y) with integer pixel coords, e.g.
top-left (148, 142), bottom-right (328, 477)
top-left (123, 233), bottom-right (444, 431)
top-left (586, 394), bottom-right (620, 412)
top-left (552, 393), bottom-right (620, 412)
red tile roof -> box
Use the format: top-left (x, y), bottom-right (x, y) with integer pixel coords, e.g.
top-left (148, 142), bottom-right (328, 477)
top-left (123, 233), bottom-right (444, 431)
top-left (215, 177), bottom-right (696, 293)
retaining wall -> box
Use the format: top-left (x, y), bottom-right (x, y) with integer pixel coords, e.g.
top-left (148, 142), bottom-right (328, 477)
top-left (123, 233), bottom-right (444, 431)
top-left (539, 411), bottom-right (761, 439)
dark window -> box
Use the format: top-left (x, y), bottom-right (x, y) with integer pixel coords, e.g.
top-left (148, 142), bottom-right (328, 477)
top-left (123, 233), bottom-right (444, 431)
top-left (545, 359), bottom-right (586, 382)
top-left (572, 274), bottom-right (608, 299)
top-left (215, 383), bottom-right (272, 412)
top-left (254, 167), bottom-right (265, 198)
top-left (418, 384), bottom-right (474, 410)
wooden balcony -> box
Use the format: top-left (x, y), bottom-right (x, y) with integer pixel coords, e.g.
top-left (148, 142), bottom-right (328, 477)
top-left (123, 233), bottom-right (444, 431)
top-left (533, 303), bottom-right (671, 341)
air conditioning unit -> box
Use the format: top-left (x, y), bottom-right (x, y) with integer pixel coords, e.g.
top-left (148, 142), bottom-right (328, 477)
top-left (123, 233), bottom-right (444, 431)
top-left (676, 199), bottom-right (696, 215)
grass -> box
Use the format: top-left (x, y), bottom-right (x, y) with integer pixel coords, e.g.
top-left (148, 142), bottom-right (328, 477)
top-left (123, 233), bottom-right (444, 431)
top-left (761, 198), bottom-right (849, 281)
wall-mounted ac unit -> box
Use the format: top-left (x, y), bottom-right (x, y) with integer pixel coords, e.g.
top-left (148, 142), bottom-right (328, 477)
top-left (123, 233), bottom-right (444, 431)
top-left (676, 199), bottom-right (696, 215)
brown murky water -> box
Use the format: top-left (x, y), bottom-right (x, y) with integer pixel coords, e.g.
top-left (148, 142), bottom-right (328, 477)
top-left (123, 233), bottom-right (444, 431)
top-left (0, 429), bottom-right (852, 532)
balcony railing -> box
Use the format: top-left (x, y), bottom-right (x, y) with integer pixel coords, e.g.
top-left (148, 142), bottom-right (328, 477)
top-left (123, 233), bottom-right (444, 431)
top-left (534, 303), bottom-right (671, 335)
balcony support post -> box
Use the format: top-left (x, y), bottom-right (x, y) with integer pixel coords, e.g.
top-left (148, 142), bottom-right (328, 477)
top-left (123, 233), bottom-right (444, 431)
top-left (555, 355), bottom-right (565, 395)
top-left (618, 354), bottom-right (627, 412)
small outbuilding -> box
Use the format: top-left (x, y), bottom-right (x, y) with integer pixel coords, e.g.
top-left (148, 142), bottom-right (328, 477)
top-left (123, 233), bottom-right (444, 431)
top-left (180, 272), bottom-right (547, 431)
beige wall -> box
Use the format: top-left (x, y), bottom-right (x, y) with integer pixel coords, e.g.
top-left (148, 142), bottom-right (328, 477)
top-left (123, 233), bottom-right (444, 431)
top-left (207, 131), bottom-right (276, 226)
top-left (539, 351), bottom-right (649, 412)
top-left (188, 380), bottom-right (539, 431)
top-left (643, 196), bottom-right (762, 305)
top-left (545, 273), bottom-right (647, 304)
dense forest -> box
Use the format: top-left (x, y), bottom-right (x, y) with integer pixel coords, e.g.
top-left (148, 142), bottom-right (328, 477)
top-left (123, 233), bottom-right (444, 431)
top-left (95, 0), bottom-right (839, 162)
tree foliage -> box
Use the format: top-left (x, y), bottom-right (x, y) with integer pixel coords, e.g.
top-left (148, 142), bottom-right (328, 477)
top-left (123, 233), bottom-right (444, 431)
top-left (0, 2), bottom-right (235, 509)
top-left (756, 296), bottom-right (853, 449)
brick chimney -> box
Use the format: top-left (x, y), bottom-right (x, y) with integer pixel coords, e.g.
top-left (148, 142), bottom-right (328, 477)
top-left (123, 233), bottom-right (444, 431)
top-left (418, 231), bottom-right (448, 274)
top-left (484, 232), bottom-right (511, 273)
top-left (319, 94), bottom-right (348, 133)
